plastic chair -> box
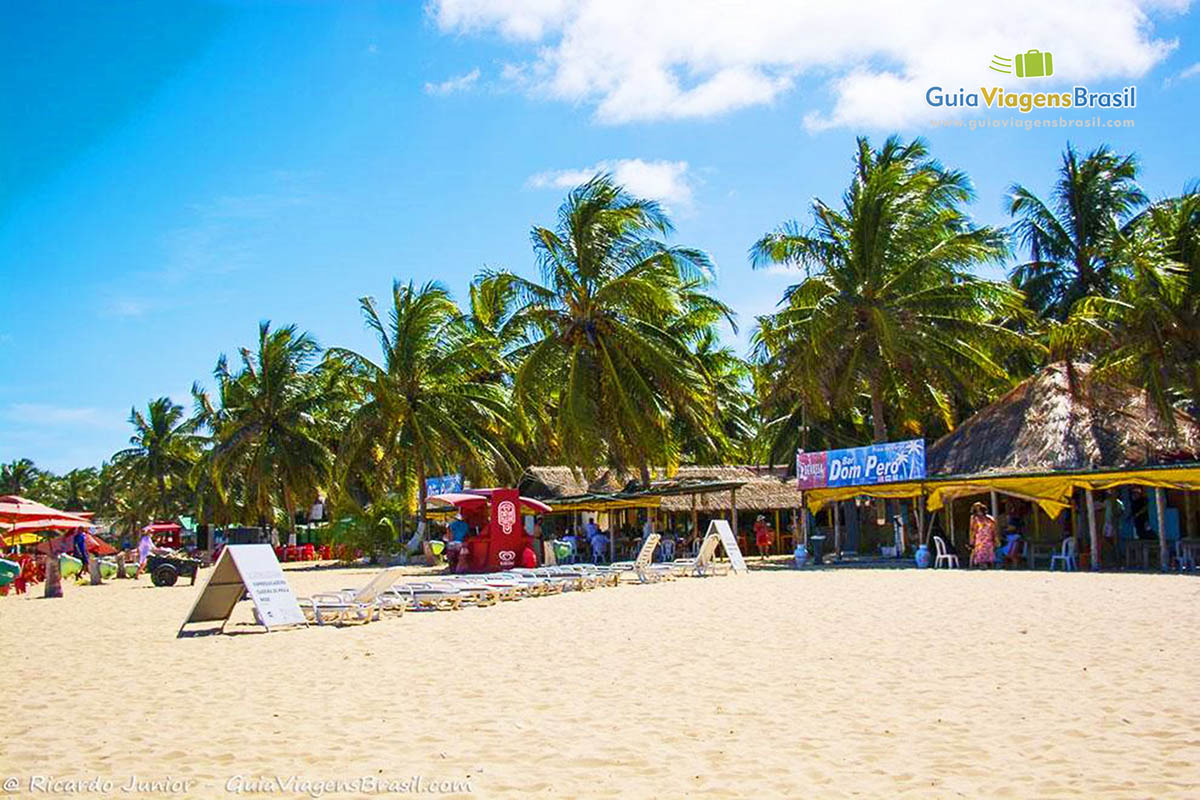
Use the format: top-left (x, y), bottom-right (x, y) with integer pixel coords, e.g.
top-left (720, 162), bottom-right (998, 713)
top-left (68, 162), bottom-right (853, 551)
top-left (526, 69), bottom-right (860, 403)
top-left (932, 535), bottom-right (959, 569)
top-left (660, 539), bottom-right (676, 562)
top-left (1174, 541), bottom-right (1195, 572)
top-left (1049, 537), bottom-right (1077, 571)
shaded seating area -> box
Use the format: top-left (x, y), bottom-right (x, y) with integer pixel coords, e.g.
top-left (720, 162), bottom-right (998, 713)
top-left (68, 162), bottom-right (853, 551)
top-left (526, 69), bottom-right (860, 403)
top-left (802, 364), bottom-right (1200, 571)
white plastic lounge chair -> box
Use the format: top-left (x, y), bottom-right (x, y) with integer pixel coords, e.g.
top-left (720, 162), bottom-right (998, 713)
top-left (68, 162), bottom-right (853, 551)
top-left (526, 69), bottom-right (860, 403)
top-left (933, 536), bottom-right (959, 569)
top-left (297, 567), bottom-right (405, 625)
top-left (614, 534), bottom-right (673, 583)
top-left (400, 581), bottom-right (471, 611)
top-left (1049, 537), bottom-right (1077, 571)
top-left (667, 532), bottom-right (728, 577)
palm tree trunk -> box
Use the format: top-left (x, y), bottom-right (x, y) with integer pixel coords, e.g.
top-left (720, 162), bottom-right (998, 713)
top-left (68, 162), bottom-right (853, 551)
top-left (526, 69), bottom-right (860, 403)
top-left (157, 474), bottom-right (168, 521)
top-left (868, 371), bottom-right (887, 443)
top-left (416, 459), bottom-right (427, 526)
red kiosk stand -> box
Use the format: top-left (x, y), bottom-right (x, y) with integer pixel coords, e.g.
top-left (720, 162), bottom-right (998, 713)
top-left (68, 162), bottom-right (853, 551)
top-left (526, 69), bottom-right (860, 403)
top-left (427, 489), bottom-right (552, 572)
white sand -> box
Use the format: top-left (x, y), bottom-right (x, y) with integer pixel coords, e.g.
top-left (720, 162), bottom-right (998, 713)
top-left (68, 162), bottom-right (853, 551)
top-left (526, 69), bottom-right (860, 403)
top-left (1, 564), bottom-right (1199, 798)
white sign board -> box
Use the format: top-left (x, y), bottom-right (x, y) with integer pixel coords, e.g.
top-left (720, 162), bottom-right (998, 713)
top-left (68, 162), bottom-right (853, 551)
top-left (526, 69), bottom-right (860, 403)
top-left (179, 544), bottom-right (306, 636)
top-left (706, 519), bottom-right (748, 573)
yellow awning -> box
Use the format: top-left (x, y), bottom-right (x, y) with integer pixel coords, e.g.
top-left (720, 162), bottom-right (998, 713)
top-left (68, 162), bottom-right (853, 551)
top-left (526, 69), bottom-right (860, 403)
top-left (803, 465), bottom-right (1200, 518)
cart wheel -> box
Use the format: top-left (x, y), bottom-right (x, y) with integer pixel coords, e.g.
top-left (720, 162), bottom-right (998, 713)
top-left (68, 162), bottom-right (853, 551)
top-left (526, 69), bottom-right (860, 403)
top-left (152, 564), bottom-right (179, 587)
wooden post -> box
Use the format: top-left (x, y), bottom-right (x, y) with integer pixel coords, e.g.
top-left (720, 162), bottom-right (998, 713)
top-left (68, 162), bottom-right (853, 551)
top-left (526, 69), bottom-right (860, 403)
top-left (948, 498), bottom-right (955, 545)
top-left (1156, 487), bottom-right (1169, 571)
top-left (691, 493), bottom-right (699, 540)
top-left (1185, 491), bottom-right (1194, 538)
top-left (730, 487), bottom-right (739, 542)
top-left (774, 509), bottom-right (781, 556)
top-left (1086, 488), bottom-right (1101, 571)
top-left (917, 495), bottom-right (926, 545)
top-left (990, 490), bottom-right (1000, 522)
top-left (833, 501), bottom-right (842, 559)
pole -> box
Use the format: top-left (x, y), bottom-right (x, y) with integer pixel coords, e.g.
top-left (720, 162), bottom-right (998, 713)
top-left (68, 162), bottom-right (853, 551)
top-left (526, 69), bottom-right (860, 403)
top-left (691, 493), bottom-right (698, 542)
top-left (1155, 487), bottom-right (1169, 571)
top-left (774, 509), bottom-right (781, 556)
top-left (990, 490), bottom-right (1000, 522)
top-left (917, 495), bottom-right (926, 545)
top-left (833, 501), bottom-right (842, 560)
top-left (730, 487), bottom-right (738, 534)
top-left (948, 498), bottom-right (955, 545)
top-left (1086, 488), bottom-right (1100, 571)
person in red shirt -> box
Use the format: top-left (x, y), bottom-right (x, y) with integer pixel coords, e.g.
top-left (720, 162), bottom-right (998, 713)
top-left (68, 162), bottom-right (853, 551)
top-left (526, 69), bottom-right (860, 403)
top-left (754, 515), bottom-right (773, 561)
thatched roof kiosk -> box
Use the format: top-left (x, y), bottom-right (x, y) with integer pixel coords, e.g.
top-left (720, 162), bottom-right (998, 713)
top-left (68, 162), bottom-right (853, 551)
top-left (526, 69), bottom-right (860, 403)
top-left (927, 362), bottom-right (1200, 477)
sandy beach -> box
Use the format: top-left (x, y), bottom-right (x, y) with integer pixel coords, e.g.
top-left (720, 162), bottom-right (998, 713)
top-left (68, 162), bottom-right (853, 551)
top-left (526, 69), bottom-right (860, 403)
top-left (1, 565), bottom-right (1199, 799)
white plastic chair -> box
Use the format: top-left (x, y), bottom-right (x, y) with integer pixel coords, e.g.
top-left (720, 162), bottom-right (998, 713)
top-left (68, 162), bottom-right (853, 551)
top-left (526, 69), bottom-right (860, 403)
top-left (1049, 537), bottom-right (1077, 571)
top-left (660, 539), bottom-right (676, 562)
top-left (1173, 541), bottom-right (1195, 572)
top-left (932, 535), bottom-right (959, 569)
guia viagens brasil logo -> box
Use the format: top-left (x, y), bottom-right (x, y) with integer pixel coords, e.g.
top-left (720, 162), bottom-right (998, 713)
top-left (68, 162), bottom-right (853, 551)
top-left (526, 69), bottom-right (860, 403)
top-left (926, 48), bottom-right (1135, 113)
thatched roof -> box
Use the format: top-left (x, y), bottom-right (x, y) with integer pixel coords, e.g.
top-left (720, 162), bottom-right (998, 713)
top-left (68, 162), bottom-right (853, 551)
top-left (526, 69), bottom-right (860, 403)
top-left (520, 465), bottom-right (804, 512)
top-left (927, 362), bottom-right (1200, 478)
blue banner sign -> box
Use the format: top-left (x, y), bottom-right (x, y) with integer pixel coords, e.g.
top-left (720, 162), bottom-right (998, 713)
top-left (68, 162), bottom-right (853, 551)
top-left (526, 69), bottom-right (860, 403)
top-left (797, 439), bottom-right (925, 490)
top-left (425, 474), bottom-right (464, 496)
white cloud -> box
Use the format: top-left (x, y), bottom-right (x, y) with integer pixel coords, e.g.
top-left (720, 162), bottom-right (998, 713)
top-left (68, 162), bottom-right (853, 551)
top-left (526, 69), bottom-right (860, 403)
top-left (528, 159), bottom-right (694, 209)
top-left (424, 67), bottom-right (482, 96)
top-left (107, 299), bottom-right (150, 318)
top-left (429, 0), bottom-right (1186, 128)
top-left (4, 404), bottom-right (121, 430)
top-left (1164, 60), bottom-right (1200, 86)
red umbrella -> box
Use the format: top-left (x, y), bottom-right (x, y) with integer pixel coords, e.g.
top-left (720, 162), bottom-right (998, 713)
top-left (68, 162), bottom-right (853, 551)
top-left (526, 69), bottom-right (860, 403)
top-left (35, 531), bottom-right (117, 557)
top-left (142, 522), bottom-right (182, 533)
top-left (0, 495), bottom-right (92, 526)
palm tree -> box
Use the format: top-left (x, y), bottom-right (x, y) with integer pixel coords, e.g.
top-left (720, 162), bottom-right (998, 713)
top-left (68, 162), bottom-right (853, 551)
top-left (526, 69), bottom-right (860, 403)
top-left (113, 397), bottom-right (198, 520)
top-left (0, 458), bottom-right (39, 495)
top-left (752, 136), bottom-right (1030, 445)
top-left (328, 280), bottom-right (514, 524)
top-left (1008, 144), bottom-right (1147, 321)
top-left (1063, 188), bottom-right (1200, 421)
top-left (483, 175), bottom-right (720, 480)
top-left (57, 468), bottom-right (98, 511)
top-left (204, 322), bottom-right (334, 534)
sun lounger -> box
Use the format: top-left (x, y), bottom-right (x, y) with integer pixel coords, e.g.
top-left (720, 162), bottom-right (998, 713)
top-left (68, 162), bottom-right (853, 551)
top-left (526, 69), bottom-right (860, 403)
top-left (297, 566), bottom-right (405, 625)
top-left (612, 534), bottom-right (674, 583)
top-left (669, 533), bottom-right (729, 577)
top-left (399, 582), bottom-right (469, 611)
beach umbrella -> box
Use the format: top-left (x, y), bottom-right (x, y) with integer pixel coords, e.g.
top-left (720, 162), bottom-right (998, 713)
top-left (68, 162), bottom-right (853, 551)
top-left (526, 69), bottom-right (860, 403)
top-left (0, 495), bottom-right (92, 525)
top-left (34, 531), bottom-right (116, 557)
top-left (142, 522), bottom-right (182, 533)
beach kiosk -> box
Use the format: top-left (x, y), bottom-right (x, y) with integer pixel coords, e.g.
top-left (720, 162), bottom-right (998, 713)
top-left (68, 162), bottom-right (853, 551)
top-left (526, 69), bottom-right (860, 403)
top-left (427, 489), bottom-right (552, 571)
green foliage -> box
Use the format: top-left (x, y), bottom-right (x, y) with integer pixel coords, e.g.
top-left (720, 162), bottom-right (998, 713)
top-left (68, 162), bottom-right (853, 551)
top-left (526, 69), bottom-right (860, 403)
top-left (752, 136), bottom-right (1035, 451)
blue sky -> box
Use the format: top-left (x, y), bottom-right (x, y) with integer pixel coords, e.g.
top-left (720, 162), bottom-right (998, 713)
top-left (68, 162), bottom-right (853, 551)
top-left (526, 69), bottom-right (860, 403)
top-left (2, 0), bottom-right (1199, 472)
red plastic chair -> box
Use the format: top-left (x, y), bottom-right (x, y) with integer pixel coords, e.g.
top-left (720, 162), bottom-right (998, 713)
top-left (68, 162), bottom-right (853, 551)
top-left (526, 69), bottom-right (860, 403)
top-left (274, 545), bottom-right (286, 562)
top-left (302, 544), bottom-right (315, 561)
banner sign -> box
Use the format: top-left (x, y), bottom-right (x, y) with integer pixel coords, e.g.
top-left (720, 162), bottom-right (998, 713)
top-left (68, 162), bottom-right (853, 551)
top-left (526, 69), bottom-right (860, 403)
top-left (796, 439), bottom-right (926, 490)
top-left (426, 474), bottom-right (463, 496)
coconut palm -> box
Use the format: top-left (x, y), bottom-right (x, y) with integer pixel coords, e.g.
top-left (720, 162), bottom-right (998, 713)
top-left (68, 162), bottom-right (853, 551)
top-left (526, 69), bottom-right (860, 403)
top-left (113, 397), bottom-right (199, 520)
top-left (328, 280), bottom-right (515, 523)
top-left (1065, 189), bottom-right (1200, 421)
top-left (484, 175), bottom-right (719, 480)
top-left (752, 136), bottom-right (1030, 445)
top-left (0, 458), bottom-right (39, 495)
top-left (204, 322), bottom-right (333, 533)
top-left (1008, 144), bottom-right (1147, 321)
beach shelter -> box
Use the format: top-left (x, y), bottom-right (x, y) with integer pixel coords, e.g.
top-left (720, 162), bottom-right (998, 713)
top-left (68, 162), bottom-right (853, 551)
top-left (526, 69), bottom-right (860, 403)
top-left (803, 363), bottom-right (1200, 567)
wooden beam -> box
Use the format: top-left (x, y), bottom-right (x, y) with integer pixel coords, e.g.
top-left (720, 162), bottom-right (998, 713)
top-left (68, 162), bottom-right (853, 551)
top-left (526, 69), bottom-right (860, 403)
top-left (731, 487), bottom-right (738, 535)
top-left (990, 490), bottom-right (1000, 523)
top-left (1086, 488), bottom-right (1101, 571)
top-left (833, 501), bottom-right (842, 559)
top-left (1156, 487), bottom-right (1169, 571)
top-left (774, 508), bottom-right (781, 556)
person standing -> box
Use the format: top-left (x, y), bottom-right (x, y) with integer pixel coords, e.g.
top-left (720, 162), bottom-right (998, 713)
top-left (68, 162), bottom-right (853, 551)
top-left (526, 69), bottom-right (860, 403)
top-left (72, 527), bottom-right (90, 580)
top-left (754, 515), bottom-right (774, 561)
top-left (137, 531), bottom-right (154, 572)
top-left (969, 502), bottom-right (998, 568)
